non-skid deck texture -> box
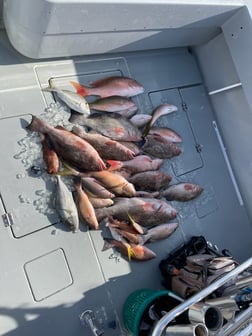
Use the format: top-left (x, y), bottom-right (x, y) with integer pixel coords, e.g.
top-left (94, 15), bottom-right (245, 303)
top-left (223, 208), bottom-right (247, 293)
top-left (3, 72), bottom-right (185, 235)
top-left (0, 32), bottom-right (252, 336)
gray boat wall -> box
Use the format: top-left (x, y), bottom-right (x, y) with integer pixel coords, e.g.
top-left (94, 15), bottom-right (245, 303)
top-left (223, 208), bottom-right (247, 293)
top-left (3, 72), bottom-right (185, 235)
top-left (0, 1), bottom-right (252, 335)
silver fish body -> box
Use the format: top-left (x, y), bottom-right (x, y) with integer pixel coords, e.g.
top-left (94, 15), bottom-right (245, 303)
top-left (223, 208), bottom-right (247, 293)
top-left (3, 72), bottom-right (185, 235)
top-left (54, 176), bottom-right (79, 232)
top-left (161, 182), bottom-right (203, 201)
top-left (43, 87), bottom-right (90, 115)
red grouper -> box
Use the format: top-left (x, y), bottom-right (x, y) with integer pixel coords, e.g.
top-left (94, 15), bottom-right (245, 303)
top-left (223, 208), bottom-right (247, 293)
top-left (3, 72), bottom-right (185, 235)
top-left (26, 115), bottom-right (106, 171)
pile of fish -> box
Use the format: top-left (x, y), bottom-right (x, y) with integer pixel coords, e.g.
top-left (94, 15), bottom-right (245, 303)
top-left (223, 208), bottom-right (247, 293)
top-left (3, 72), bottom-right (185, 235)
top-left (27, 75), bottom-right (203, 261)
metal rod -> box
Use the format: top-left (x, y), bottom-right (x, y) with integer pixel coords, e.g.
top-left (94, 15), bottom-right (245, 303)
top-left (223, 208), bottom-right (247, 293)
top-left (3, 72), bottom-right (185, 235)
top-left (151, 257), bottom-right (252, 336)
top-left (218, 305), bottom-right (252, 336)
top-left (208, 83), bottom-right (242, 96)
top-left (213, 120), bottom-right (244, 206)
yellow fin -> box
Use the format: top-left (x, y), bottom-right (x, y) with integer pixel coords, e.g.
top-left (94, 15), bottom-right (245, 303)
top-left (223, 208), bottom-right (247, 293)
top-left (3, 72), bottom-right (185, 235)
top-left (126, 243), bottom-right (135, 261)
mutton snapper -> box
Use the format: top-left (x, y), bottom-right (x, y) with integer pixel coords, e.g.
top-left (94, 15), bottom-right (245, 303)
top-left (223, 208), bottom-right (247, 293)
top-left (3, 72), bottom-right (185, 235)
top-left (26, 115), bottom-right (106, 171)
top-left (54, 176), bottom-right (79, 232)
top-left (69, 111), bottom-right (142, 142)
top-left (95, 197), bottom-right (177, 226)
top-left (70, 76), bottom-right (144, 98)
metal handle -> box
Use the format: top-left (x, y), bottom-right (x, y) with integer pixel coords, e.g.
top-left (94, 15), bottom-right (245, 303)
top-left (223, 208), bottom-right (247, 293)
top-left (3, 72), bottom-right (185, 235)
top-left (151, 256), bottom-right (252, 336)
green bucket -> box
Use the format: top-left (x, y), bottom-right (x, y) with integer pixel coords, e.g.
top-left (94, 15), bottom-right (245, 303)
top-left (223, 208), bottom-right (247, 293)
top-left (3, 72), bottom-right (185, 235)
top-left (123, 288), bottom-right (181, 336)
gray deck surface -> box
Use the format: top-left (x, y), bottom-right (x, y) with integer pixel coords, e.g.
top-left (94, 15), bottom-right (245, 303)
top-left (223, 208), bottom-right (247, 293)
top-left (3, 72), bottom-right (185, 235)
top-left (0, 31), bottom-right (252, 335)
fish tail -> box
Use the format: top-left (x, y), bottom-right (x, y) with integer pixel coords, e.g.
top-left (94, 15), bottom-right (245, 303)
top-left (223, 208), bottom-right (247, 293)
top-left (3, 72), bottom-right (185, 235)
top-left (26, 115), bottom-right (48, 133)
top-left (107, 160), bottom-right (123, 171)
top-left (68, 110), bottom-right (85, 124)
top-left (70, 81), bottom-right (90, 97)
top-left (102, 238), bottom-right (115, 251)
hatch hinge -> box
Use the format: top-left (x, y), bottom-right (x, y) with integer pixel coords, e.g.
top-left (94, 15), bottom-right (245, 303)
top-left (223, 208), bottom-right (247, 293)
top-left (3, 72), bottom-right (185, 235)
top-left (195, 143), bottom-right (203, 153)
top-left (2, 212), bottom-right (14, 227)
top-left (181, 102), bottom-right (188, 112)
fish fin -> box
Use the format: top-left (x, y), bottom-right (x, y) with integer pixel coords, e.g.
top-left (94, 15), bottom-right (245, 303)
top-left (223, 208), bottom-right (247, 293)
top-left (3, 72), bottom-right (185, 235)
top-left (55, 125), bottom-right (67, 131)
top-left (142, 121), bottom-right (152, 137)
top-left (127, 213), bottom-right (146, 234)
top-left (126, 243), bottom-right (135, 261)
top-left (70, 81), bottom-right (89, 96)
top-left (102, 238), bottom-right (114, 251)
top-left (54, 161), bottom-right (80, 176)
top-left (107, 160), bottom-right (123, 171)
top-left (26, 115), bottom-right (46, 133)
top-left (105, 140), bottom-right (116, 146)
top-left (68, 110), bottom-right (85, 124)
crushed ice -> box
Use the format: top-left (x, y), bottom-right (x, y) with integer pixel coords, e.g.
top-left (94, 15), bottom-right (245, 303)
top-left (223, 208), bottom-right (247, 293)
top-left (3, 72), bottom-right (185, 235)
top-left (14, 102), bottom-right (72, 215)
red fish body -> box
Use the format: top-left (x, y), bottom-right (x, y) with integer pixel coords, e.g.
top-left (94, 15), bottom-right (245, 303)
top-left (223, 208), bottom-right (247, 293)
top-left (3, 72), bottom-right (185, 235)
top-left (89, 95), bottom-right (138, 115)
top-left (40, 134), bottom-right (59, 174)
top-left (71, 125), bottom-right (135, 161)
top-left (129, 171), bottom-right (172, 191)
top-left (102, 238), bottom-right (156, 261)
top-left (95, 197), bottom-right (177, 226)
top-left (73, 177), bottom-right (99, 230)
top-left (142, 134), bottom-right (181, 159)
top-left (71, 76), bottom-right (144, 98)
top-left (161, 183), bottom-right (203, 201)
top-left (107, 155), bottom-right (163, 174)
top-left (26, 115), bottom-right (106, 171)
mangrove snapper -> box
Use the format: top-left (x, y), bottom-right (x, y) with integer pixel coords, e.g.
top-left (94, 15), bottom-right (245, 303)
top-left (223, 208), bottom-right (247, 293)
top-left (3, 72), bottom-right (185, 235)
top-left (26, 115), bottom-right (106, 171)
top-left (71, 125), bottom-right (135, 161)
top-left (54, 176), bottom-right (79, 232)
top-left (69, 111), bottom-right (142, 141)
top-left (161, 183), bottom-right (203, 201)
top-left (70, 76), bottom-right (144, 98)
